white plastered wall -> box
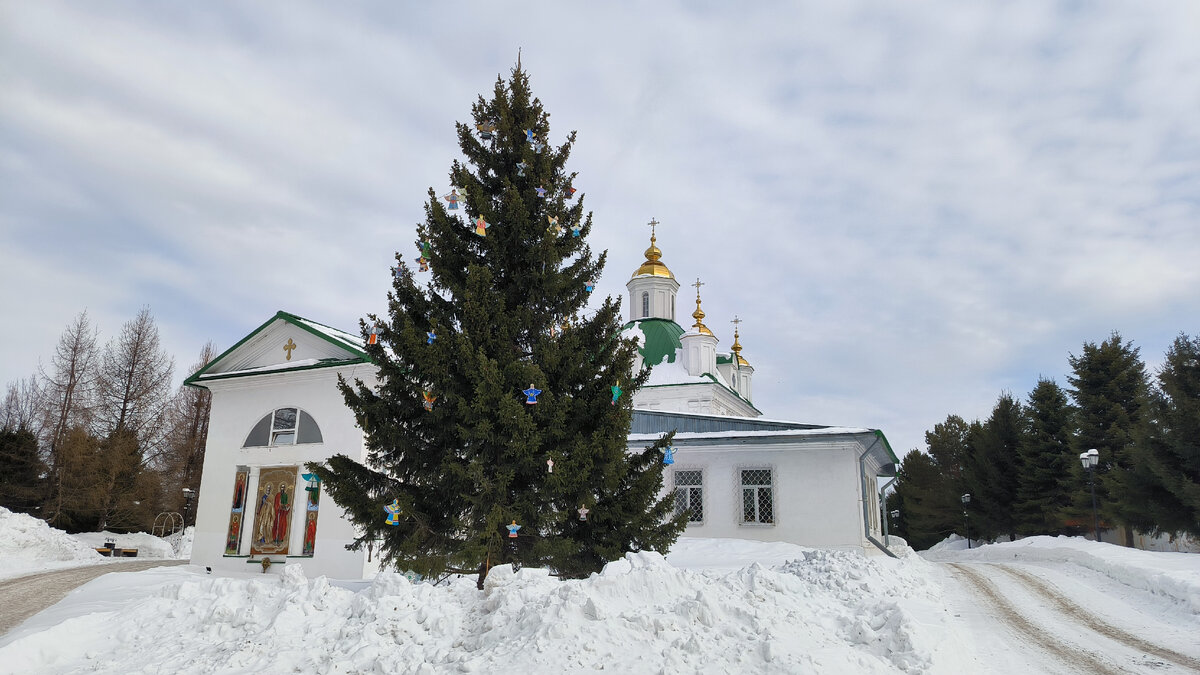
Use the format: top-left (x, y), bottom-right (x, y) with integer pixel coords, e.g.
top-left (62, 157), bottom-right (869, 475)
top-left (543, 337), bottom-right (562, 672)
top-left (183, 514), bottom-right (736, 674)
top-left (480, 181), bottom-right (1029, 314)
top-left (191, 363), bottom-right (377, 579)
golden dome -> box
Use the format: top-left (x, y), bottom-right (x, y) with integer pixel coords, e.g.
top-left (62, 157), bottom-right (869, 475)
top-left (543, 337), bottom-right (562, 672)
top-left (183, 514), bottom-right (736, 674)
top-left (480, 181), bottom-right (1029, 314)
top-left (730, 319), bottom-right (750, 365)
top-left (631, 220), bottom-right (675, 279)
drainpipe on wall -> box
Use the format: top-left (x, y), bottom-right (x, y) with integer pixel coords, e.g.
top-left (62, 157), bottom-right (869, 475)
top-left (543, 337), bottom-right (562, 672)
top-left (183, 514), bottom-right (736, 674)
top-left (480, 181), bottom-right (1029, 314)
top-left (880, 475), bottom-right (898, 545)
top-left (859, 437), bottom-right (897, 558)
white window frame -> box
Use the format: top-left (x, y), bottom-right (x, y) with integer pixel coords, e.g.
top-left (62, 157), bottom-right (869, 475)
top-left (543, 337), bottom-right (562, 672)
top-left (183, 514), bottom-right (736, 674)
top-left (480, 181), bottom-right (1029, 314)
top-left (673, 467), bottom-right (705, 525)
top-left (737, 465), bottom-right (775, 527)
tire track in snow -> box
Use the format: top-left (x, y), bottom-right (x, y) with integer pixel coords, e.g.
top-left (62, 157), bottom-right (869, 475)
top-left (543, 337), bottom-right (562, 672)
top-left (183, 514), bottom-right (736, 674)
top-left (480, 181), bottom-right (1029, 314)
top-left (994, 564), bottom-right (1200, 672)
top-left (948, 563), bottom-right (1122, 675)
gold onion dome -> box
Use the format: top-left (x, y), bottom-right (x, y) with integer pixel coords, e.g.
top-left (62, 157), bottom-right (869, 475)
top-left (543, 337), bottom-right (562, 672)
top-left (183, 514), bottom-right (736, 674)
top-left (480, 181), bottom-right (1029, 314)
top-left (730, 325), bottom-right (750, 366)
top-left (691, 278), bottom-right (714, 336)
top-left (631, 223), bottom-right (674, 279)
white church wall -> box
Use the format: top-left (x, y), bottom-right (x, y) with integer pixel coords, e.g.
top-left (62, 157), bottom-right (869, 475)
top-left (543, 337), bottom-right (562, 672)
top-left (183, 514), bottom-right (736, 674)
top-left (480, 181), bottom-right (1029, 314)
top-left (634, 383), bottom-right (758, 418)
top-left (192, 364), bottom-right (377, 579)
top-left (666, 441), bottom-right (868, 553)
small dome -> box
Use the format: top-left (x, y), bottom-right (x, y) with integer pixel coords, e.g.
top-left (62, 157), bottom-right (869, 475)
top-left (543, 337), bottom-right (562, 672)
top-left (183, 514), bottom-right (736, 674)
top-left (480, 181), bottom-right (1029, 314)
top-left (631, 229), bottom-right (674, 279)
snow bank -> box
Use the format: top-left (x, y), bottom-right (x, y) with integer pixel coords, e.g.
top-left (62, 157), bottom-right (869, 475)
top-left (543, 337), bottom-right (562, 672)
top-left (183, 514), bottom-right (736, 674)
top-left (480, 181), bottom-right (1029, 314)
top-left (71, 530), bottom-right (177, 559)
top-left (0, 507), bottom-right (102, 579)
top-left (0, 542), bottom-right (951, 674)
top-left (922, 535), bottom-right (1200, 614)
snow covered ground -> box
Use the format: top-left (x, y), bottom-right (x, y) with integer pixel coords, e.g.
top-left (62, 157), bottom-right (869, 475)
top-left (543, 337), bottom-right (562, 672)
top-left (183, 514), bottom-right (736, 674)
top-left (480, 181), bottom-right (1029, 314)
top-left (0, 510), bottom-right (1197, 674)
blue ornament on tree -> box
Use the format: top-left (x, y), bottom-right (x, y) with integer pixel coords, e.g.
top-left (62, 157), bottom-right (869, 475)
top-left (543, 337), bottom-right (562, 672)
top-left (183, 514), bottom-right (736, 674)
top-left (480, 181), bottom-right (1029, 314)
top-left (663, 446), bottom-right (676, 465)
top-left (384, 499), bottom-right (402, 526)
top-left (517, 162), bottom-right (528, 177)
top-left (427, 331), bottom-right (436, 345)
top-left (523, 384), bottom-right (542, 405)
top-left (507, 521), bottom-right (522, 538)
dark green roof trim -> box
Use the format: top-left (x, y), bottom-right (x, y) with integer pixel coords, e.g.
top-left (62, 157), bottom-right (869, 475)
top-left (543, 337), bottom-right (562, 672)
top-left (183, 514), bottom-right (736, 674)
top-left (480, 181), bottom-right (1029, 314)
top-left (873, 429), bottom-right (900, 465)
top-left (188, 357), bottom-right (367, 386)
top-left (184, 310), bottom-right (372, 389)
top-left (716, 354), bottom-right (732, 365)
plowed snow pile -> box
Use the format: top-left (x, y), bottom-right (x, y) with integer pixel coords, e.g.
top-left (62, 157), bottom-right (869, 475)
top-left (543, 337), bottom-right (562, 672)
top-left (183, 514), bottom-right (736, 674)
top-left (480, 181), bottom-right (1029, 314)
top-left (0, 546), bottom-right (951, 674)
top-left (0, 507), bottom-right (102, 579)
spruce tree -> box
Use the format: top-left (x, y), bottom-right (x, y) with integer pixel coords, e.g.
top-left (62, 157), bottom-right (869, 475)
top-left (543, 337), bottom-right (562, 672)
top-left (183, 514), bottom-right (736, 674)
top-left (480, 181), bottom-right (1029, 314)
top-left (313, 66), bottom-right (685, 586)
top-left (1067, 332), bottom-right (1150, 542)
top-left (964, 393), bottom-right (1024, 541)
top-left (1014, 378), bottom-right (1074, 536)
top-left (0, 426), bottom-right (46, 515)
top-left (1133, 334), bottom-right (1200, 536)
top-left (893, 449), bottom-right (954, 550)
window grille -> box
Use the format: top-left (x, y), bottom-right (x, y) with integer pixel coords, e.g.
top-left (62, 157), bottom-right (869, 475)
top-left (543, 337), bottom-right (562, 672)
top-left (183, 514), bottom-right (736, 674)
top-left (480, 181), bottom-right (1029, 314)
top-left (642, 291), bottom-right (650, 318)
top-left (674, 470), bottom-right (703, 523)
top-left (741, 468), bottom-right (773, 524)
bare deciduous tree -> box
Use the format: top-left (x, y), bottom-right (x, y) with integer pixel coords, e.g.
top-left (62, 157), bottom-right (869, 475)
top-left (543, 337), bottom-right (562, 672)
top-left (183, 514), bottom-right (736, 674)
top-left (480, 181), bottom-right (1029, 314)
top-left (39, 311), bottom-right (100, 527)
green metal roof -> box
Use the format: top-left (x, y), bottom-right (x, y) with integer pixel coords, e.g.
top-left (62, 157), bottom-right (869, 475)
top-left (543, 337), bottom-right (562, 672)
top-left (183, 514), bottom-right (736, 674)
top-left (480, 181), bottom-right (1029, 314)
top-left (621, 318), bottom-right (684, 366)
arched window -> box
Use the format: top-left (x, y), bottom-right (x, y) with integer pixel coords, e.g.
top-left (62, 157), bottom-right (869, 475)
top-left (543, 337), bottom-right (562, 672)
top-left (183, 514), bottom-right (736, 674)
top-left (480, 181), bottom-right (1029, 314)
top-left (642, 291), bottom-right (650, 318)
top-left (243, 408), bottom-right (323, 447)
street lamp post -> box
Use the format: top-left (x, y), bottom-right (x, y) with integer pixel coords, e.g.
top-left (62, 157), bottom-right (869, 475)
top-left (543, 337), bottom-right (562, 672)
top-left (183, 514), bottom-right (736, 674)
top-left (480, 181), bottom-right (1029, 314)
top-left (961, 493), bottom-right (971, 549)
top-left (182, 487), bottom-right (196, 527)
top-left (1079, 449), bottom-right (1100, 542)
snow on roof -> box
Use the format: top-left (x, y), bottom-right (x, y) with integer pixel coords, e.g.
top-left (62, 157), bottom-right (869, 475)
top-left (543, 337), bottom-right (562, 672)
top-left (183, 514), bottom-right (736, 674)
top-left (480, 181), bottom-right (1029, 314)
top-left (627, 426), bottom-right (874, 443)
top-left (198, 358), bottom-right (347, 379)
top-left (294, 316), bottom-right (365, 349)
top-left (643, 351), bottom-right (710, 386)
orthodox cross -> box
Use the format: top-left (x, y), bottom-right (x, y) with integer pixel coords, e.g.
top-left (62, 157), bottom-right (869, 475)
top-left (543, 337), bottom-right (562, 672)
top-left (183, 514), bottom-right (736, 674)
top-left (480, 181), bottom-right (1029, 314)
top-left (692, 277), bottom-right (704, 299)
top-left (731, 316), bottom-right (742, 331)
top-left (648, 217), bottom-right (659, 239)
top-left (283, 338), bottom-right (297, 361)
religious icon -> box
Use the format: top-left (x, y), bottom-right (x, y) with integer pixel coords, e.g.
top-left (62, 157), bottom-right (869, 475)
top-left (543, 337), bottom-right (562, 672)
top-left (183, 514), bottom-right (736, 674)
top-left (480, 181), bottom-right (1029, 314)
top-left (227, 514), bottom-right (241, 553)
top-left (233, 473), bottom-right (246, 511)
top-left (475, 216), bottom-right (489, 237)
top-left (611, 384), bottom-right (622, 405)
top-left (516, 162), bottom-right (528, 177)
top-left (577, 505), bottom-right (589, 521)
top-left (523, 384), bottom-right (542, 405)
top-left (302, 512), bottom-right (317, 556)
top-left (663, 446), bottom-right (675, 465)
top-left (443, 189), bottom-right (462, 210)
top-left (507, 520), bottom-right (521, 538)
top-left (535, 186), bottom-right (547, 198)
top-left (384, 499), bottom-right (402, 526)
top-left (255, 484), bottom-right (275, 546)
top-left (476, 121), bottom-right (496, 139)
top-left (272, 483), bottom-right (292, 547)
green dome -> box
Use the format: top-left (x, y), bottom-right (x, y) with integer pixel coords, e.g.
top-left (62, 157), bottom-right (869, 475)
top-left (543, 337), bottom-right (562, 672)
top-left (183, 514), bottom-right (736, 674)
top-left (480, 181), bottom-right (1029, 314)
top-left (621, 318), bottom-right (684, 367)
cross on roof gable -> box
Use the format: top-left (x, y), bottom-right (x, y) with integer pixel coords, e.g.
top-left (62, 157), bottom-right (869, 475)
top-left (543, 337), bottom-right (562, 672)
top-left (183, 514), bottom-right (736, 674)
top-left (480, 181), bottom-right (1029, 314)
top-left (184, 311), bottom-right (370, 387)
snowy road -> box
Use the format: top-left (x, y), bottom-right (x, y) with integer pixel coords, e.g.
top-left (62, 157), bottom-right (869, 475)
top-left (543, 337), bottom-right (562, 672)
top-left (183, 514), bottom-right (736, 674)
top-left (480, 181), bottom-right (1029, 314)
top-left (0, 560), bottom-right (187, 637)
top-left (936, 561), bottom-right (1200, 674)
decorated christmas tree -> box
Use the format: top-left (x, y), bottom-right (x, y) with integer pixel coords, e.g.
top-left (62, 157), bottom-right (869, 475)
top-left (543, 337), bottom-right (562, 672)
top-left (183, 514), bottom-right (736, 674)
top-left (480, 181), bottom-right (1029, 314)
top-left (312, 66), bottom-right (685, 587)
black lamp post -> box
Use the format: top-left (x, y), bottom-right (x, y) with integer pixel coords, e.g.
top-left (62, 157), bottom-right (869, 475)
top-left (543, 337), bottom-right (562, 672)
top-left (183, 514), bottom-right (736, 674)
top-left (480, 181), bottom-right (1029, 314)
top-left (1079, 449), bottom-right (1100, 542)
top-left (961, 493), bottom-right (971, 549)
top-left (182, 487), bottom-right (196, 527)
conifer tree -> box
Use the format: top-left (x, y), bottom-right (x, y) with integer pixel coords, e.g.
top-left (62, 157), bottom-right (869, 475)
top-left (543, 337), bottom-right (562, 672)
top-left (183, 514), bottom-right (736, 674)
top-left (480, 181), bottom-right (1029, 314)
top-left (893, 449), bottom-right (955, 550)
top-left (1067, 332), bottom-right (1150, 542)
top-left (964, 393), bottom-right (1024, 541)
top-left (313, 66), bottom-right (685, 585)
top-left (0, 426), bottom-right (46, 515)
top-left (1014, 378), bottom-right (1074, 536)
top-left (1132, 334), bottom-right (1200, 536)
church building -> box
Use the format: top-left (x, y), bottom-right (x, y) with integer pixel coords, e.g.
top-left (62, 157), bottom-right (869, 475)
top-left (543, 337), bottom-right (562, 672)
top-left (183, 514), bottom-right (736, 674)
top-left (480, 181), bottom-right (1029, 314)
top-left (185, 229), bottom-right (899, 579)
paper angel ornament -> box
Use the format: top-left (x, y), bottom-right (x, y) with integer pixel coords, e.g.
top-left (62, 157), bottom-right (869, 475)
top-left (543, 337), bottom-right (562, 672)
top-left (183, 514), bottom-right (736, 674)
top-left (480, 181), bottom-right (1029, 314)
top-left (507, 520), bottom-right (521, 538)
top-left (367, 323), bottom-right (380, 345)
top-left (393, 266), bottom-right (403, 281)
top-left (535, 186), bottom-right (547, 198)
top-left (532, 141), bottom-right (545, 153)
top-left (476, 121), bottom-right (496, 139)
top-left (426, 331), bottom-right (436, 345)
top-left (422, 391), bottom-right (437, 411)
top-left (384, 499), bottom-right (402, 526)
top-left (570, 223), bottom-right (582, 237)
top-left (474, 216), bottom-right (489, 237)
top-left (566, 187), bottom-right (577, 198)
top-left (577, 505), bottom-right (589, 521)
top-left (663, 446), bottom-right (675, 465)
top-left (610, 384), bottom-right (622, 405)
top-left (585, 279), bottom-right (596, 293)
top-left (516, 161), bottom-right (528, 177)
top-left (547, 215), bottom-right (562, 234)
top-left (546, 458), bottom-right (554, 473)
top-left (419, 257), bottom-right (429, 273)
top-left (523, 384), bottom-right (542, 405)
top-left (524, 129), bottom-right (536, 143)
top-left (443, 189), bottom-right (462, 210)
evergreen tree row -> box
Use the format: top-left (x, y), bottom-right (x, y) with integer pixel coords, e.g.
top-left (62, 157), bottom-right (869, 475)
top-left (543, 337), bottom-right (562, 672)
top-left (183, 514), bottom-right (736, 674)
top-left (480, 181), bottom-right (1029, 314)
top-left (0, 308), bottom-right (213, 533)
top-left (891, 332), bottom-right (1200, 550)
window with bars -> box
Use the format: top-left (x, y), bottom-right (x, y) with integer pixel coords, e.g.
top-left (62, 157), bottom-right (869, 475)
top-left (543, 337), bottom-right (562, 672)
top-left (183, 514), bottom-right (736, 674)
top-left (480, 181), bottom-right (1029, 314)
top-left (740, 468), bottom-right (774, 524)
top-left (674, 470), bottom-right (703, 523)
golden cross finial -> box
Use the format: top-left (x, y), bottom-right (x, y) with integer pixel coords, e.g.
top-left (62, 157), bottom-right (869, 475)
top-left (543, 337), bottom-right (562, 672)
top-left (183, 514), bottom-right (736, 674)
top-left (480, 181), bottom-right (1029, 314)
top-left (283, 338), bottom-right (297, 361)
top-left (692, 278), bottom-right (704, 297)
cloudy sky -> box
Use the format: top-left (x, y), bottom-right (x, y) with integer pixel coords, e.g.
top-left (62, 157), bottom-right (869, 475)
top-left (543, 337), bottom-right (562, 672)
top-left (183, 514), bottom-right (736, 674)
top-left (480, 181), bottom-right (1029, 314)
top-left (3, 1), bottom-right (1198, 456)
